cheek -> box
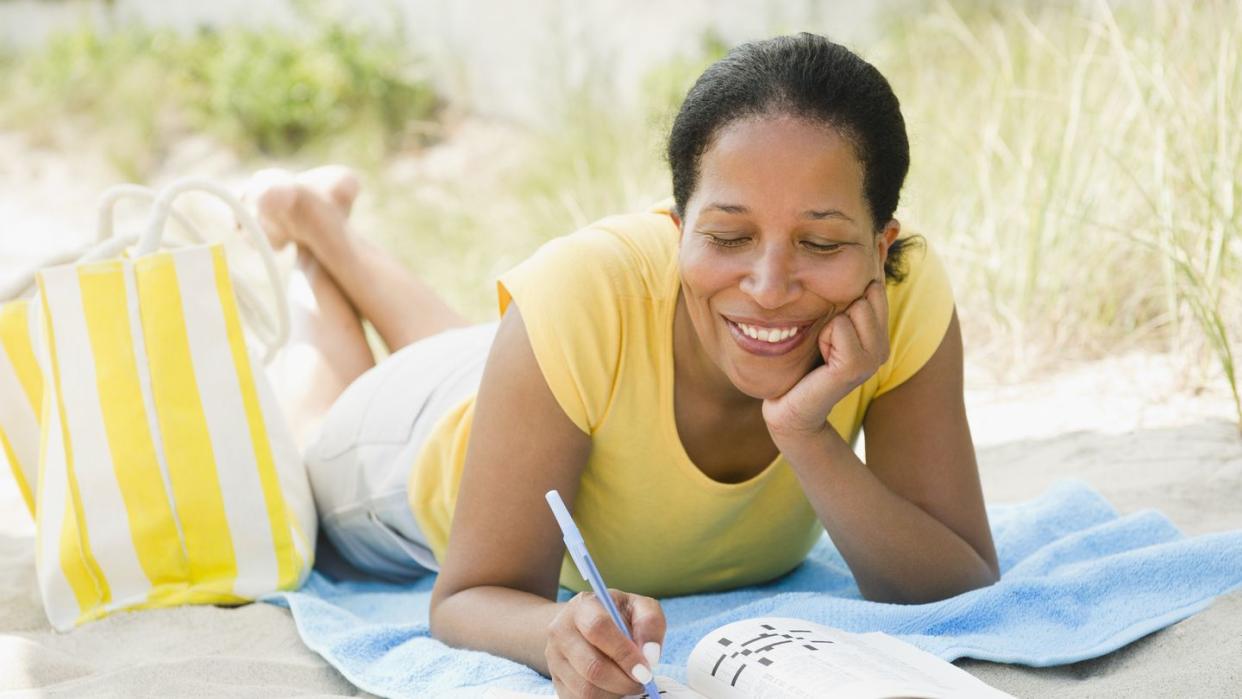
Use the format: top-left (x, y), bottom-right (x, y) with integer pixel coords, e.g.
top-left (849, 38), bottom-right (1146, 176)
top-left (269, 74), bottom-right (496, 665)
top-left (814, 278), bottom-right (860, 308)
top-left (809, 258), bottom-right (873, 306)
top-left (679, 250), bottom-right (736, 301)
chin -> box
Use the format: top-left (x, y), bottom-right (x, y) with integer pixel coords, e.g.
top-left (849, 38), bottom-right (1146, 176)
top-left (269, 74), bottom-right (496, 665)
top-left (728, 371), bottom-right (801, 402)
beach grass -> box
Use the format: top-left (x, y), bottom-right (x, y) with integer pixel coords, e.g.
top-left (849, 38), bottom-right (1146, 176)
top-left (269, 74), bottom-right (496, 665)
top-left (872, 0), bottom-right (1240, 425)
top-left (0, 11), bottom-right (439, 178)
top-left (0, 0), bottom-right (1236, 427)
top-left (366, 0), bottom-right (1242, 425)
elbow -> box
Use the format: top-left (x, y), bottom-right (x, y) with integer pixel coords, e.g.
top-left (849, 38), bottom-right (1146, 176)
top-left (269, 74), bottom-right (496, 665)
top-left (428, 584), bottom-right (460, 646)
top-left (428, 600), bottom-right (447, 644)
top-left (429, 600), bottom-right (466, 649)
top-left (975, 564), bottom-right (1001, 593)
top-left (939, 558), bottom-right (1002, 601)
top-left (860, 565), bottom-right (1000, 605)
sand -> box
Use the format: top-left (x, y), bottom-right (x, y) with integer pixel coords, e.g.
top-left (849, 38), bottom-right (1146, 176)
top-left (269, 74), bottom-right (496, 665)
top-left (2, 129), bottom-right (1240, 696)
top-left (1, 350), bottom-right (1240, 697)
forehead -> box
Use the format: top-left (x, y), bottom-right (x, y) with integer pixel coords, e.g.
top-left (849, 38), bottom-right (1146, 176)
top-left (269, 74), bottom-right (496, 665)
top-left (693, 114), bottom-right (865, 216)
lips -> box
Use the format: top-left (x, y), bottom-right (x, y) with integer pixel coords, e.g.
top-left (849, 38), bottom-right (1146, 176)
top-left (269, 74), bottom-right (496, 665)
top-left (724, 317), bottom-right (811, 357)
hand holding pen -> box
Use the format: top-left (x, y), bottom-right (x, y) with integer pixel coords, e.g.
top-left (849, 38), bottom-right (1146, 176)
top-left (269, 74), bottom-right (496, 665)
top-left (545, 489), bottom-right (666, 698)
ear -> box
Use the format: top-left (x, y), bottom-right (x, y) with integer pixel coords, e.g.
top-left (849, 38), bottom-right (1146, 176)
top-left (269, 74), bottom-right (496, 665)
top-left (876, 219), bottom-right (901, 278)
top-left (670, 211), bottom-right (683, 242)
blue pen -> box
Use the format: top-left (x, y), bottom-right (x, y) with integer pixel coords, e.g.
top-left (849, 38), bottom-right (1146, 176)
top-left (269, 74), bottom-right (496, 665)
top-left (545, 489), bottom-right (661, 698)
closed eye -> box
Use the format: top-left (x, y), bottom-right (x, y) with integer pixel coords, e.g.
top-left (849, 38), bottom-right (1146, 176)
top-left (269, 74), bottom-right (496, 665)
top-left (705, 234), bottom-right (749, 248)
top-left (803, 241), bottom-right (842, 253)
top-left (703, 234), bottom-right (843, 254)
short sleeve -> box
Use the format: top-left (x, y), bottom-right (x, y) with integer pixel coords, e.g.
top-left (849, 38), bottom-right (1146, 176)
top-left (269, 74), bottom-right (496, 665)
top-left (496, 227), bottom-right (629, 435)
top-left (872, 240), bottom-right (956, 399)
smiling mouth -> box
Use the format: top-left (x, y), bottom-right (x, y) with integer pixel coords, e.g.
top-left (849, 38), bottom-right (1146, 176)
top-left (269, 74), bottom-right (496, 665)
top-left (724, 317), bottom-right (812, 356)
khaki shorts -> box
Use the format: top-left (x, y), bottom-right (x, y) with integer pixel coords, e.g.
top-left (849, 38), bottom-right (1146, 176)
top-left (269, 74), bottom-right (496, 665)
top-left (304, 321), bottom-right (498, 582)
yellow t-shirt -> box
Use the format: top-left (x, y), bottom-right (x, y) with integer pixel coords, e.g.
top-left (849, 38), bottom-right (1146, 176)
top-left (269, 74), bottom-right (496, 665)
top-left (408, 200), bottom-right (955, 597)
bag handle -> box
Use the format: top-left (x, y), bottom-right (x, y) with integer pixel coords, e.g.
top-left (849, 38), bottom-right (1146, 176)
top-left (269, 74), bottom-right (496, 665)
top-left (2, 181), bottom-right (290, 364)
top-left (139, 178), bottom-right (290, 364)
top-left (95, 183), bottom-right (209, 245)
top-left (0, 184), bottom-right (210, 300)
top-left (1, 185), bottom-right (285, 364)
top-left (97, 184), bottom-right (284, 359)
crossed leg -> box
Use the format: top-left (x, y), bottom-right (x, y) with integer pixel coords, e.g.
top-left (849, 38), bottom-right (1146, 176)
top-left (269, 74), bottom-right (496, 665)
top-left (246, 166), bottom-right (472, 447)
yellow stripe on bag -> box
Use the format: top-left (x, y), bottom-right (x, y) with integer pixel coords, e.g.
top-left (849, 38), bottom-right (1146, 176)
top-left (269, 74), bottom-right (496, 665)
top-left (211, 246), bottom-right (300, 587)
top-left (0, 429), bottom-right (34, 514)
top-left (37, 282), bottom-right (110, 614)
top-left (1, 429), bottom-right (33, 511)
top-left (136, 253), bottom-right (237, 595)
top-left (63, 488), bottom-right (114, 626)
top-left (35, 373), bottom-right (82, 628)
top-left (1, 300), bottom-right (43, 514)
top-left (78, 265), bottom-right (190, 590)
top-left (0, 300), bottom-right (43, 413)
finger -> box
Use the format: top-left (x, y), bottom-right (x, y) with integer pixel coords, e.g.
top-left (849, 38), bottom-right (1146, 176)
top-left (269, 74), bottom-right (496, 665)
top-left (600, 590), bottom-right (660, 673)
top-left (563, 624), bottom-right (645, 697)
top-left (768, 362), bottom-right (840, 431)
top-left (815, 317), bottom-right (833, 358)
top-left (846, 283), bottom-right (889, 365)
top-left (869, 278), bottom-right (890, 341)
top-left (828, 312), bottom-right (865, 370)
top-left (622, 594), bottom-right (666, 668)
top-left (573, 592), bottom-right (653, 694)
top-left (546, 646), bottom-right (601, 699)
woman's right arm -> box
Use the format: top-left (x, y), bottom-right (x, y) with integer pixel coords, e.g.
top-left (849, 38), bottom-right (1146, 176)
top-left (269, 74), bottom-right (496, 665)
top-left (427, 305), bottom-right (662, 696)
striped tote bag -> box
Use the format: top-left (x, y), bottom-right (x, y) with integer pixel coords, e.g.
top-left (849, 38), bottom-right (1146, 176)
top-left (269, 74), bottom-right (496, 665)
top-left (33, 179), bottom-right (315, 630)
top-left (1, 182), bottom-right (272, 519)
top-left (1, 187), bottom-right (146, 518)
top-left (0, 296), bottom-right (42, 515)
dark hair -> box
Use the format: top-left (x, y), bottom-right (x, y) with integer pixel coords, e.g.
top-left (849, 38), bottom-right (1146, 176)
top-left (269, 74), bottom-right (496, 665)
top-left (666, 32), bottom-right (920, 282)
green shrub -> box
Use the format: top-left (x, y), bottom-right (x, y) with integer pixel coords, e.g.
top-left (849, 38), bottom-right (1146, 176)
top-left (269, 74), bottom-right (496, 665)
top-left (187, 22), bottom-right (439, 157)
top-left (0, 16), bottom-right (439, 175)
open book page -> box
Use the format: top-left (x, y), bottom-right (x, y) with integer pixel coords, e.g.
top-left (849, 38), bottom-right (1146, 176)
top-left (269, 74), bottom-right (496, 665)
top-left (478, 616), bottom-right (1013, 699)
top-left (685, 617), bottom-right (1014, 699)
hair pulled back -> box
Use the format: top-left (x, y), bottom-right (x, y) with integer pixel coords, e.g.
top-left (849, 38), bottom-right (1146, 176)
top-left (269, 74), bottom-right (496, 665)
top-left (667, 33), bottom-right (918, 281)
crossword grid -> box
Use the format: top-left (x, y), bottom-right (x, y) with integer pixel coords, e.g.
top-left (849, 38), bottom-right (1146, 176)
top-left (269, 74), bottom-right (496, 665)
top-left (707, 622), bottom-right (836, 687)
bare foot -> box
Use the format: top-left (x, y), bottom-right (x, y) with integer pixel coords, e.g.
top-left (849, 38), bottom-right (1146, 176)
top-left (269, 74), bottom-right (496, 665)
top-left (241, 165), bottom-right (361, 253)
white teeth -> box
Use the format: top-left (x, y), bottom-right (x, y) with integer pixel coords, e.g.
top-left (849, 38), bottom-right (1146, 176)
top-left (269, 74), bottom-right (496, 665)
top-left (735, 322), bottom-right (799, 343)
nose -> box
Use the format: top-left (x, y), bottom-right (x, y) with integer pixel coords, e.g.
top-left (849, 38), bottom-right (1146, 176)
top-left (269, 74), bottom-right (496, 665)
top-left (739, 245), bottom-right (801, 309)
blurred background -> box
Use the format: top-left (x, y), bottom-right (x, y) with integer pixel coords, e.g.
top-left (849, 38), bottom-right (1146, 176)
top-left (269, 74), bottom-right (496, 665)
top-left (0, 0), bottom-right (1239, 429)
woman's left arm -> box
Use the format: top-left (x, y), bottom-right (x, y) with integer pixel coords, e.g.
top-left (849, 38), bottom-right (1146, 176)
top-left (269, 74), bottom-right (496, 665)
top-left (767, 299), bottom-right (1000, 604)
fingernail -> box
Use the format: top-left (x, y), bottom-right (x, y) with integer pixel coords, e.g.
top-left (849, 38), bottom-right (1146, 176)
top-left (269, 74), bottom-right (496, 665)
top-left (631, 663), bottom-right (653, 684)
top-left (643, 641), bottom-right (661, 666)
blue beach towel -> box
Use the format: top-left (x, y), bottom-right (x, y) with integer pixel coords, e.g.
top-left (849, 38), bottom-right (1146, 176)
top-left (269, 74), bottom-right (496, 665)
top-left (263, 479), bottom-right (1242, 698)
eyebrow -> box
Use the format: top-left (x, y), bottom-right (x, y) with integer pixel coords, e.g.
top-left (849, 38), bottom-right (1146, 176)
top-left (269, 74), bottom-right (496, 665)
top-left (704, 202), bottom-right (855, 223)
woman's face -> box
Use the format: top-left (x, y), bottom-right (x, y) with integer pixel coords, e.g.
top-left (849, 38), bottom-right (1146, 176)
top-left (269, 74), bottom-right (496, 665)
top-left (674, 114), bottom-right (899, 401)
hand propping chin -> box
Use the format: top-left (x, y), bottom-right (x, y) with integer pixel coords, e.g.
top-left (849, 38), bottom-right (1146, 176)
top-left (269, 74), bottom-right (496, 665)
top-left (762, 279), bottom-right (889, 440)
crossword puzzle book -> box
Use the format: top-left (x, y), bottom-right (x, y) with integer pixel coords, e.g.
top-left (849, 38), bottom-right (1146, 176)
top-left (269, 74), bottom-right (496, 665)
top-left (487, 616), bottom-right (1014, 698)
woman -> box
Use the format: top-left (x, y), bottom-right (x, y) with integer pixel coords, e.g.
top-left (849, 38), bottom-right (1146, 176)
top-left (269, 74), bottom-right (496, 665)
top-left (250, 33), bottom-right (998, 699)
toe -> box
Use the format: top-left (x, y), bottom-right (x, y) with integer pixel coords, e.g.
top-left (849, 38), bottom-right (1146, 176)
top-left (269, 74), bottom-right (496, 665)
top-left (299, 165), bottom-right (360, 214)
top-left (243, 169), bottom-right (299, 248)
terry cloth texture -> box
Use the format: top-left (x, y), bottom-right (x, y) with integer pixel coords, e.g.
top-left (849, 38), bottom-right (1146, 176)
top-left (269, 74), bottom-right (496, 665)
top-left (263, 479), bottom-right (1242, 698)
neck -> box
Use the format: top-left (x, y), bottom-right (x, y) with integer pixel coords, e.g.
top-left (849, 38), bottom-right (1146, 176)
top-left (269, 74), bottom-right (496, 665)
top-left (673, 288), bottom-right (761, 412)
